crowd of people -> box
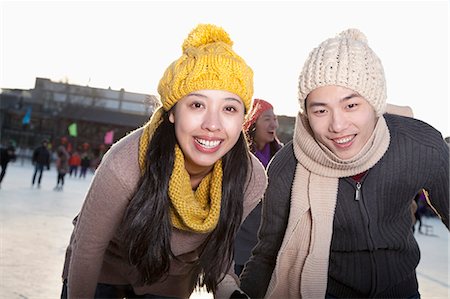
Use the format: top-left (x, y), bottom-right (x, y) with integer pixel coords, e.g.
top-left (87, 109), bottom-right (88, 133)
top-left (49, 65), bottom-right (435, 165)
top-left (1, 23), bottom-right (448, 299)
top-left (0, 138), bottom-right (98, 191)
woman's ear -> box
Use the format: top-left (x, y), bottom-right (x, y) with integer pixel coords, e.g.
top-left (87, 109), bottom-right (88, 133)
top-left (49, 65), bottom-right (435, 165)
top-left (169, 110), bottom-right (175, 124)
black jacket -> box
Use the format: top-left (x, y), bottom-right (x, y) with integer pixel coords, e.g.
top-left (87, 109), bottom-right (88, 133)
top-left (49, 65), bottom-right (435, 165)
top-left (0, 147), bottom-right (16, 166)
top-left (32, 145), bottom-right (51, 167)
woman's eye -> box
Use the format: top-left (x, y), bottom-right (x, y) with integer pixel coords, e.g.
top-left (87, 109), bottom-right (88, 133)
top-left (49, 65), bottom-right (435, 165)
top-left (347, 103), bottom-right (357, 109)
top-left (191, 102), bottom-right (203, 109)
top-left (224, 106), bottom-right (237, 112)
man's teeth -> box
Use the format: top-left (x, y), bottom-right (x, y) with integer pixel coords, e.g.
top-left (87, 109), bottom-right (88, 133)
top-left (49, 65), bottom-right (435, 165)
top-left (335, 136), bottom-right (354, 144)
top-left (196, 138), bottom-right (221, 148)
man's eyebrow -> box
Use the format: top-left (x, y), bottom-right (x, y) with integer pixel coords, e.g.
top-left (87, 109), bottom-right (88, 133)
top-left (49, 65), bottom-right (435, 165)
top-left (307, 101), bottom-right (327, 108)
top-left (342, 93), bottom-right (360, 101)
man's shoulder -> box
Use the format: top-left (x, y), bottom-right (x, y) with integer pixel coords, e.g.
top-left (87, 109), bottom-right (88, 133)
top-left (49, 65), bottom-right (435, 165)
top-left (384, 114), bottom-right (445, 147)
top-left (267, 141), bottom-right (296, 175)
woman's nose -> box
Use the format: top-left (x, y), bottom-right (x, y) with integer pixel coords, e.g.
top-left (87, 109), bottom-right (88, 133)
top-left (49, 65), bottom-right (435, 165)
top-left (201, 111), bottom-right (223, 132)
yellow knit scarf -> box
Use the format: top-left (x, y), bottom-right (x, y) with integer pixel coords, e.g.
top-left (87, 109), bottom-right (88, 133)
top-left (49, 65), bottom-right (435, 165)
top-left (169, 145), bottom-right (223, 233)
top-left (138, 107), bottom-right (223, 233)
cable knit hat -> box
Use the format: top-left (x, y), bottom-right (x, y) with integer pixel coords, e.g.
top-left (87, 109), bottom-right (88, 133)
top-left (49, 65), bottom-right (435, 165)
top-left (158, 24), bottom-right (254, 113)
top-left (298, 28), bottom-right (387, 116)
top-left (243, 98), bottom-right (274, 132)
top-left (139, 24), bottom-right (253, 173)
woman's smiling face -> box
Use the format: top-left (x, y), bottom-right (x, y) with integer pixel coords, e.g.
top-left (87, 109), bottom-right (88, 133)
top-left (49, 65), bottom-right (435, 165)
top-left (169, 89), bottom-right (245, 174)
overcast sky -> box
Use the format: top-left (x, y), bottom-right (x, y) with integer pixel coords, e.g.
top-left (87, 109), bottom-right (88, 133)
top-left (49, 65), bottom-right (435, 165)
top-left (1, 0), bottom-right (448, 137)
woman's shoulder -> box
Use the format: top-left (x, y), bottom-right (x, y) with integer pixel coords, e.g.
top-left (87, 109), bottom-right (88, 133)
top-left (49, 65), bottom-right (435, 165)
top-left (249, 153), bottom-right (267, 183)
top-left (96, 127), bottom-right (144, 187)
top-left (244, 154), bottom-right (268, 205)
top-left (102, 127), bottom-right (142, 162)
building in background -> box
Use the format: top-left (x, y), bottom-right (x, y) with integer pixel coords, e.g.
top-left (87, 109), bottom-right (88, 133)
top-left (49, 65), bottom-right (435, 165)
top-left (0, 78), bottom-right (160, 160)
top-left (1, 77), bottom-right (296, 161)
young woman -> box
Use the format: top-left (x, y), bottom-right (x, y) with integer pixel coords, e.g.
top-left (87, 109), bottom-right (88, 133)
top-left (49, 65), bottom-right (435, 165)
top-left (234, 99), bottom-right (283, 276)
top-left (61, 24), bottom-right (267, 299)
top-left (243, 99), bottom-right (283, 168)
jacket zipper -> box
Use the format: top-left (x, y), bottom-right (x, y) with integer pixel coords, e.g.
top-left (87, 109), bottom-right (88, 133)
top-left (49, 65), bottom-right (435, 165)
top-left (354, 182), bottom-right (361, 201)
top-left (353, 179), bottom-right (378, 296)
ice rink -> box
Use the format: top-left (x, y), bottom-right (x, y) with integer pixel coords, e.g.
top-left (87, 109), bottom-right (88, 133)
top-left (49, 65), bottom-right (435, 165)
top-left (1, 161), bottom-right (448, 298)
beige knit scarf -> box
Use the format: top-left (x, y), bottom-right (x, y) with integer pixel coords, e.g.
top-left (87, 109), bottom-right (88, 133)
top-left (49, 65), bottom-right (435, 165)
top-left (266, 112), bottom-right (390, 298)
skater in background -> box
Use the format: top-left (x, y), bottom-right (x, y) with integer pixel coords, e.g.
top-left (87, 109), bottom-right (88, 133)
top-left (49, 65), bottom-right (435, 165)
top-left (0, 142), bottom-right (17, 188)
top-left (31, 139), bottom-right (51, 188)
top-left (54, 145), bottom-right (70, 191)
top-left (68, 151), bottom-right (81, 178)
top-left (79, 152), bottom-right (91, 178)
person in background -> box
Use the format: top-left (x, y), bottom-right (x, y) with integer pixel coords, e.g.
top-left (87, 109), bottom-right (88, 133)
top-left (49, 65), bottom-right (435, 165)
top-left (68, 151), bottom-right (81, 178)
top-left (79, 152), bottom-right (91, 179)
top-left (240, 28), bottom-right (449, 298)
top-left (0, 142), bottom-right (17, 189)
top-left (54, 145), bottom-right (70, 191)
top-left (31, 139), bottom-right (51, 188)
top-left (412, 190), bottom-right (425, 234)
top-left (61, 24), bottom-right (267, 299)
top-left (234, 98), bottom-right (282, 276)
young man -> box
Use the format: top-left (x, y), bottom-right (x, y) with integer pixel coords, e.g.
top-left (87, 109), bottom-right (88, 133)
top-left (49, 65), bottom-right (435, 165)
top-left (239, 29), bottom-right (449, 298)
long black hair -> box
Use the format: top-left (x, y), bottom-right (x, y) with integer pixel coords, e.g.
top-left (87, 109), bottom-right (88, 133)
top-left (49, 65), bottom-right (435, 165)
top-left (122, 110), bottom-right (250, 293)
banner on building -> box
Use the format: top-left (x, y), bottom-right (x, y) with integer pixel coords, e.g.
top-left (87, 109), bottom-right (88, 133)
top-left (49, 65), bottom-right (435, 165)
top-left (68, 123), bottom-right (78, 137)
top-left (22, 107), bottom-right (32, 125)
top-left (104, 130), bottom-right (114, 145)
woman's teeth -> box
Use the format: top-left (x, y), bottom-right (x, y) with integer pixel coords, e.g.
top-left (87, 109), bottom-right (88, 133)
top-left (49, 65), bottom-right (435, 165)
top-left (195, 138), bottom-right (221, 148)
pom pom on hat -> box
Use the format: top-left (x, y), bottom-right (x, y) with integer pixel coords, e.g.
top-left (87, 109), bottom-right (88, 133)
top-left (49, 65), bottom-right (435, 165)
top-left (338, 28), bottom-right (368, 43)
top-left (298, 28), bottom-right (387, 116)
top-left (243, 99), bottom-right (274, 132)
top-left (182, 24), bottom-right (233, 52)
top-left (158, 24), bottom-right (253, 113)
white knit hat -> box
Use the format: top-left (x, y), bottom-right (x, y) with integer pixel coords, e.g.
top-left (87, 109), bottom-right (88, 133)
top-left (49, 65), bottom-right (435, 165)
top-left (298, 29), bottom-right (387, 116)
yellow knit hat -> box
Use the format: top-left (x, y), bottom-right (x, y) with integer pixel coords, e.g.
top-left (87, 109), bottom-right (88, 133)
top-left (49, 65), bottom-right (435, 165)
top-left (158, 24), bottom-right (254, 113)
top-left (138, 24), bottom-right (253, 173)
